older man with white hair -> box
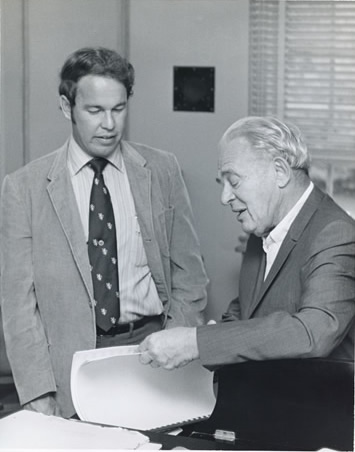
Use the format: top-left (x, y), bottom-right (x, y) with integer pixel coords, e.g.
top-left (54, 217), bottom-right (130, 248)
top-left (139, 116), bottom-right (355, 369)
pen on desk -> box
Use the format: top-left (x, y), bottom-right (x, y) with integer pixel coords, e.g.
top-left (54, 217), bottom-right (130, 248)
top-left (190, 429), bottom-right (278, 447)
top-left (190, 429), bottom-right (236, 443)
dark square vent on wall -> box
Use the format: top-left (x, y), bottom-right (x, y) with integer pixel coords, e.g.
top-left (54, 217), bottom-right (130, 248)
top-left (173, 66), bottom-right (215, 112)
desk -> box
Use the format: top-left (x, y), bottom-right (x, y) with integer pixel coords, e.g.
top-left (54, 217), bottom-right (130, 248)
top-left (0, 358), bottom-right (353, 450)
top-left (0, 410), bottom-right (258, 450)
top-left (179, 358), bottom-right (354, 451)
top-left (147, 431), bottom-right (276, 450)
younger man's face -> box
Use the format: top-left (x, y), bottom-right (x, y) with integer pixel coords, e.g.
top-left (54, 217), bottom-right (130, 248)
top-left (63, 74), bottom-right (128, 158)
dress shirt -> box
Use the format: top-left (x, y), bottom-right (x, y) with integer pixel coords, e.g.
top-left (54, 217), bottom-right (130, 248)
top-left (262, 182), bottom-right (314, 279)
top-left (67, 136), bottom-right (163, 322)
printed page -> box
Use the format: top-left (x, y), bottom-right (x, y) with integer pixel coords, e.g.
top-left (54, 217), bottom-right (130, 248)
top-left (71, 346), bottom-right (216, 431)
top-left (0, 410), bottom-right (149, 449)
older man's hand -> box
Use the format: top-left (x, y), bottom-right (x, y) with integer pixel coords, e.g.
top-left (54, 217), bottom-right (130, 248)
top-left (138, 327), bottom-right (199, 370)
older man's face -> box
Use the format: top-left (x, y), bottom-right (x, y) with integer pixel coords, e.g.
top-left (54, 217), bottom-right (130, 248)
top-left (219, 137), bottom-right (281, 237)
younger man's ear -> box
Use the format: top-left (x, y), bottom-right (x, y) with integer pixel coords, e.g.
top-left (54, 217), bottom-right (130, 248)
top-left (59, 95), bottom-right (72, 121)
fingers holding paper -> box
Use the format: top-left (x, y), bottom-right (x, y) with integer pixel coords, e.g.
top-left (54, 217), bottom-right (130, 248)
top-left (138, 327), bottom-right (199, 370)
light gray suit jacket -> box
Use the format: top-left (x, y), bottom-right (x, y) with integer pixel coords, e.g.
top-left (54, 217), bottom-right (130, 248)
top-left (197, 186), bottom-right (355, 366)
top-left (0, 140), bottom-right (208, 417)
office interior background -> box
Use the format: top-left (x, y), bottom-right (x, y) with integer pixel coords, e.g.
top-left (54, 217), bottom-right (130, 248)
top-left (0, 0), bottom-right (354, 374)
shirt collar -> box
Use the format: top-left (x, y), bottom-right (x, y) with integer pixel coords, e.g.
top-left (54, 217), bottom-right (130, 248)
top-left (67, 135), bottom-right (124, 176)
top-left (263, 181), bottom-right (314, 251)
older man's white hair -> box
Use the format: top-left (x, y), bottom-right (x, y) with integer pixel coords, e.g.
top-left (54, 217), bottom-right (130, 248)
top-left (220, 116), bottom-right (311, 173)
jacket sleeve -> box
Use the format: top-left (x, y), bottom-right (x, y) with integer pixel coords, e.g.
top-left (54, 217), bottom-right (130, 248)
top-left (0, 175), bottom-right (57, 405)
top-left (165, 156), bottom-right (209, 328)
top-left (197, 219), bottom-right (355, 366)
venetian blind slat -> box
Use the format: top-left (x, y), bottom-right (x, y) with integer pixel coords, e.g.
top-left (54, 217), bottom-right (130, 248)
top-left (249, 0), bottom-right (355, 160)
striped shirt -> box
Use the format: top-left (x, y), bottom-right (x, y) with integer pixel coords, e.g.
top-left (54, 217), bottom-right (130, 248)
top-left (67, 136), bottom-right (163, 323)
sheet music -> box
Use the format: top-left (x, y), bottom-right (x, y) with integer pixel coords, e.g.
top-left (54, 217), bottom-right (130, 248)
top-left (71, 345), bottom-right (216, 431)
top-left (0, 410), bottom-right (149, 450)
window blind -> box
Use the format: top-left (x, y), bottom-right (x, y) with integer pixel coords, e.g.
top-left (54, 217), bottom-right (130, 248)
top-left (249, 0), bottom-right (355, 161)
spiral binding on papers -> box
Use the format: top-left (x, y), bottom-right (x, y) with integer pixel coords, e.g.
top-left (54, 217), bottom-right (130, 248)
top-left (148, 414), bottom-right (211, 433)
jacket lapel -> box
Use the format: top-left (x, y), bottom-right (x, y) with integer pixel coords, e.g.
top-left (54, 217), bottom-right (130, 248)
top-left (241, 236), bottom-right (264, 319)
top-left (121, 142), bottom-right (154, 242)
top-left (46, 144), bottom-right (93, 298)
top-left (248, 186), bottom-right (325, 318)
top-left (121, 142), bottom-right (167, 293)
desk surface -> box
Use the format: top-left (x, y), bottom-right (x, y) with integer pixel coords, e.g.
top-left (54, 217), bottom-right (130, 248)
top-left (1, 358), bottom-right (353, 450)
top-left (177, 358), bottom-right (354, 451)
top-left (147, 431), bottom-right (275, 450)
top-left (0, 410), bottom-right (262, 451)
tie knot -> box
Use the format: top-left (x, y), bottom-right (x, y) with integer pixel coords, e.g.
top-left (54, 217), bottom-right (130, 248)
top-left (88, 158), bottom-right (109, 175)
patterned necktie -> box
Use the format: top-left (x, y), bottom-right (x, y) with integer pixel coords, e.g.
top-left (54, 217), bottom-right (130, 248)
top-left (88, 158), bottom-right (120, 331)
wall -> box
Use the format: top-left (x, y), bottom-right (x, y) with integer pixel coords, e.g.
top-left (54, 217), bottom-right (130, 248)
top-left (0, 0), bottom-right (128, 179)
top-left (128, 0), bottom-right (249, 319)
top-left (0, 0), bottom-right (25, 182)
top-left (26, 0), bottom-right (128, 162)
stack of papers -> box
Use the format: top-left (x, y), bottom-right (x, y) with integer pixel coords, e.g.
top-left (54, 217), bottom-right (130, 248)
top-left (0, 346), bottom-right (215, 450)
top-left (71, 345), bottom-right (216, 431)
top-left (0, 410), bottom-right (149, 450)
